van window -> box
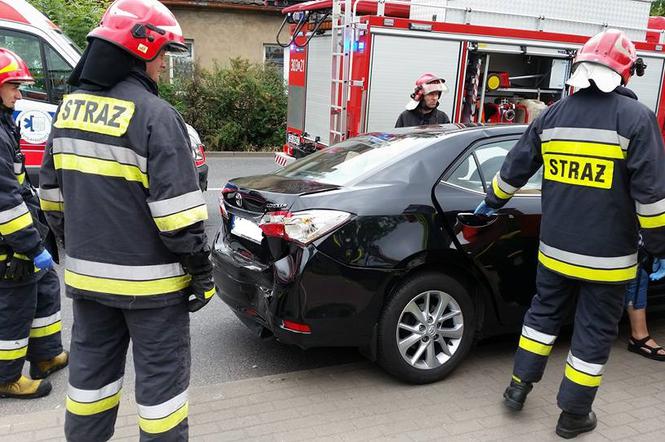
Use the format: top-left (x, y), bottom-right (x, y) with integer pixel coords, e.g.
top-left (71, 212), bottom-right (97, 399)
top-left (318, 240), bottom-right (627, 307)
top-left (0, 30), bottom-right (47, 102)
top-left (45, 45), bottom-right (72, 102)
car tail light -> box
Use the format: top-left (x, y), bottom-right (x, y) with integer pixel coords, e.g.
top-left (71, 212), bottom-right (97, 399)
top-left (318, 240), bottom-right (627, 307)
top-left (219, 186), bottom-right (235, 219)
top-left (281, 319), bottom-right (311, 334)
top-left (259, 210), bottom-right (351, 245)
top-left (194, 144), bottom-right (206, 167)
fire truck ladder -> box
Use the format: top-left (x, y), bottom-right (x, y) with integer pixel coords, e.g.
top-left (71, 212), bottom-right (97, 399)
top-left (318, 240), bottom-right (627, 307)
top-left (329, 0), bottom-right (356, 145)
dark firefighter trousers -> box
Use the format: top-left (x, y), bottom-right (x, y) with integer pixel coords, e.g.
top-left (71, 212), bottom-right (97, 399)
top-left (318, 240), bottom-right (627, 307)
top-left (0, 269), bottom-right (63, 382)
top-left (512, 264), bottom-right (626, 415)
top-left (65, 298), bottom-right (190, 442)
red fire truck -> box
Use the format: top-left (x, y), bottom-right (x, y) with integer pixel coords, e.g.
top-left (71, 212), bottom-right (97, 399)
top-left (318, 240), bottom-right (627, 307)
top-left (274, 0), bottom-right (665, 166)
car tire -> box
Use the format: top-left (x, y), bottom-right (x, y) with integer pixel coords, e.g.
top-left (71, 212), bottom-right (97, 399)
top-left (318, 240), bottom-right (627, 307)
top-left (377, 272), bottom-right (475, 384)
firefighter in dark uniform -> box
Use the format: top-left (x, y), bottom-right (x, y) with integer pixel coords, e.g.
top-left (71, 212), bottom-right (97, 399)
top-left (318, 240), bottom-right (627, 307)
top-left (39, 0), bottom-right (214, 440)
top-left (395, 73), bottom-right (450, 128)
top-left (474, 29), bottom-right (665, 439)
top-left (0, 48), bottom-right (68, 399)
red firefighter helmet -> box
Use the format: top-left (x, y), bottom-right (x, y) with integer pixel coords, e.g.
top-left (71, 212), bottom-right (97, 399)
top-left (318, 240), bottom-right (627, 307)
top-left (88, 0), bottom-right (188, 62)
top-left (573, 29), bottom-right (638, 85)
top-left (405, 73), bottom-right (448, 110)
top-left (0, 48), bottom-right (34, 86)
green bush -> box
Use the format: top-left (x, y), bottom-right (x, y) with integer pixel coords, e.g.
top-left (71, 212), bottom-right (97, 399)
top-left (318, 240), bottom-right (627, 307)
top-left (160, 58), bottom-right (287, 152)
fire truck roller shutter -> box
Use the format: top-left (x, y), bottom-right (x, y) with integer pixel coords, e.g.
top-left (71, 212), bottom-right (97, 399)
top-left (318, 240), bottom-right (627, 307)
top-left (304, 34), bottom-right (332, 146)
top-left (625, 56), bottom-right (664, 113)
top-left (365, 34), bottom-right (460, 132)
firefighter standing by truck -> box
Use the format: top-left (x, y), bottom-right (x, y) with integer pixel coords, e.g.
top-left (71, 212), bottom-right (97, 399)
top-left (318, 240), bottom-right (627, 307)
top-left (39, 0), bottom-right (214, 440)
top-left (0, 48), bottom-right (68, 400)
top-left (395, 73), bottom-right (450, 128)
top-left (474, 29), bottom-right (665, 439)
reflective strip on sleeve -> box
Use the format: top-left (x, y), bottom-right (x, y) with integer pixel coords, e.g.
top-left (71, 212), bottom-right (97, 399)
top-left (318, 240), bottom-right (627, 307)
top-left (0, 202), bottom-right (33, 236)
top-left (149, 191), bottom-right (208, 232)
top-left (0, 337), bottom-right (29, 360)
top-left (65, 256), bottom-right (190, 296)
top-left (38, 188), bottom-right (64, 212)
top-left (538, 242), bottom-right (637, 283)
top-left (16, 172), bottom-right (25, 185)
top-left (138, 390), bottom-right (189, 434)
top-left (540, 127), bottom-right (629, 151)
top-left (636, 198), bottom-right (665, 229)
top-left (491, 175), bottom-right (515, 200)
top-left (66, 378), bottom-right (123, 416)
top-left (564, 353), bottom-right (604, 387)
top-left (13, 163), bottom-right (22, 174)
top-left (30, 311), bottom-right (62, 338)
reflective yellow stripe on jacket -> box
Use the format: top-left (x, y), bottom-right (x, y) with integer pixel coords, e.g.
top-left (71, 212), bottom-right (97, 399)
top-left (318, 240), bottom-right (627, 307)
top-left (0, 202), bottom-right (33, 236)
top-left (64, 256), bottom-right (190, 296)
top-left (538, 241), bottom-right (637, 283)
top-left (52, 138), bottom-right (149, 188)
top-left (38, 187), bottom-right (64, 212)
top-left (636, 198), bottom-right (665, 229)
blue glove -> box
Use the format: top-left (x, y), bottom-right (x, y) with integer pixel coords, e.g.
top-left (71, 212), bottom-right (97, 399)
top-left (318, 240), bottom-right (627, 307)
top-left (649, 258), bottom-right (665, 281)
top-left (33, 249), bottom-right (53, 271)
top-left (474, 201), bottom-right (497, 217)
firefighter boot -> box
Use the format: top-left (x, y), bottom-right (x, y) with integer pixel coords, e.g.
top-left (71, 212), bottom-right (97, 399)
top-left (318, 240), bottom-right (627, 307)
top-left (30, 351), bottom-right (69, 380)
top-left (503, 379), bottom-right (533, 411)
top-left (555, 411), bottom-right (597, 439)
top-left (0, 375), bottom-right (51, 399)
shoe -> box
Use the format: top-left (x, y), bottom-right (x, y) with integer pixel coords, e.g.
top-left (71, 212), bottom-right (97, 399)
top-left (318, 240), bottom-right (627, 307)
top-left (556, 411), bottom-right (597, 439)
top-left (0, 375), bottom-right (51, 399)
top-left (30, 351), bottom-right (69, 380)
top-left (503, 378), bottom-right (533, 411)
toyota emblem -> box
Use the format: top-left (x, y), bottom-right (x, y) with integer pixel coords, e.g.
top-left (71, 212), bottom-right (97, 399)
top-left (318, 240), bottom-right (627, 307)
top-left (235, 193), bottom-right (243, 207)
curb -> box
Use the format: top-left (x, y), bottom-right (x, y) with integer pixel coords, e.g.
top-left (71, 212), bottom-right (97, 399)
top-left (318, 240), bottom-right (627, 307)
top-left (206, 151), bottom-right (275, 158)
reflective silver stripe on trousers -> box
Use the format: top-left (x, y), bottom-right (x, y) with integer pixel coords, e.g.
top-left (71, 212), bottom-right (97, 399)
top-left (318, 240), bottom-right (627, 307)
top-left (0, 202), bottom-right (29, 224)
top-left (540, 127), bottom-right (629, 150)
top-left (148, 191), bottom-right (206, 218)
top-left (138, 389), bottom-right (188, 419)
top-left (567, 352), bottom-right (604, 376)
top-left (68, 378), bottom-right (123, 403)
top-left (52, 138), bottom-right (147, 173)
top-left (38, 187), bottom-right (64, 203)
top-left (66, 256), bottom-right (185, 280)
top-left (539, 242), bottom-right (637, 269)
top-left (0, 337), bottom-right (29, 350)
top-left (13, 163), bottom-right (22, 174)
top-left (636, 198), bottom-right (665, 217)
top-left (522, 325), bottom-right (556, 345)
top-left (32, 311), bottom-right (62, 328)
top-left (495, 173), bottom-right (518, 194)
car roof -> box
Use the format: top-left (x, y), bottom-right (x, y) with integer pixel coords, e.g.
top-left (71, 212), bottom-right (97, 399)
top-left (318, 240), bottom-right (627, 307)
top-left (373, 123), bottom-right (528, 140)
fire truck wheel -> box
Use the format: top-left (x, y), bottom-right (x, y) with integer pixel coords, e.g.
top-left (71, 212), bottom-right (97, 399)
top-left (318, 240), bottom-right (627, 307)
top-left (377, 272), bottom-right (475, 384)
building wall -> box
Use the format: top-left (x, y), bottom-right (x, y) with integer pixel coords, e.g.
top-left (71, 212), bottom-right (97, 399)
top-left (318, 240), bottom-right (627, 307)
top-left (171, 8), bottom-right (284, 70)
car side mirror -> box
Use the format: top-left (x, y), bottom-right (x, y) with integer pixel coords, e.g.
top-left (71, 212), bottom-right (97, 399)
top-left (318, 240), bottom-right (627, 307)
top-left (456, 212), bottom-right (498, 228)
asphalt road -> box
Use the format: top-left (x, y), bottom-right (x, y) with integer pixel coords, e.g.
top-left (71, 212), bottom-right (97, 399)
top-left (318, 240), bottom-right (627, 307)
top-left (0, 155), bottom-right (361, 416)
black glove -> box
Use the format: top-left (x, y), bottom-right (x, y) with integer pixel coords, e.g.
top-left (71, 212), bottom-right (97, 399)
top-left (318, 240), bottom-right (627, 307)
top-left (4, 253), bottom-right (35, 282)
top-left (181, 250), bottom-right (215, 312)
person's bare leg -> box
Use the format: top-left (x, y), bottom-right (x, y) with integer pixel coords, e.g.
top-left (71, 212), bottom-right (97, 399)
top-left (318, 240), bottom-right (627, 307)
top-left (628, 306), bottom-right (665, 356)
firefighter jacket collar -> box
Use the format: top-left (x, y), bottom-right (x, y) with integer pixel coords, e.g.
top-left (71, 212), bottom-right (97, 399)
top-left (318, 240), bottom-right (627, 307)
top-left (566, 62), bottom-right (622, 93)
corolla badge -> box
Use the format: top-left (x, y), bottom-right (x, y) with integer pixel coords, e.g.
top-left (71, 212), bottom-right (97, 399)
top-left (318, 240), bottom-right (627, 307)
top-left (235, 193), bottom-right (243, 207)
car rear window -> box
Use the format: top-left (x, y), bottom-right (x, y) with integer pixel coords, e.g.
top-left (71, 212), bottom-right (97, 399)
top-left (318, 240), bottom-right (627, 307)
top-left (275, 134), bottom-right (436, 186)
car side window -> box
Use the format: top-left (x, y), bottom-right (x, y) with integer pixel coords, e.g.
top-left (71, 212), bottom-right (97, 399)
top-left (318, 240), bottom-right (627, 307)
top-left (44, 45), bottom-right (72, 103)
top-left (0, 30), bottom-right (48, 102)
top-left (474, 139), bottom-right (542, 194)
top-left (445, 138), bottom-right (542, 194)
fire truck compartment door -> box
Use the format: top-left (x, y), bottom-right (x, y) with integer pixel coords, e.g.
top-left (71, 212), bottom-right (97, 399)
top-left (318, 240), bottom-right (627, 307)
top-left (628, 55), bottom-right (664, 113)
top-left (366, 35), bottom-right (461, 132)
top-left (304, 34), bottom-right (332, 146)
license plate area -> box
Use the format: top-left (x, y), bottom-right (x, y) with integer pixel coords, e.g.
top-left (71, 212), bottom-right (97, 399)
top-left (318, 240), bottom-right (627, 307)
top-left (230, 215), bottom-right (264, 244)
top-left (287, 133), bottom-right (300, 145)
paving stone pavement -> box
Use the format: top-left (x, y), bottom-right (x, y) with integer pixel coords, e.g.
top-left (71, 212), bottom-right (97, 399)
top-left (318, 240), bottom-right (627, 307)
top-left (0, 318), bottom-right (663, 442)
